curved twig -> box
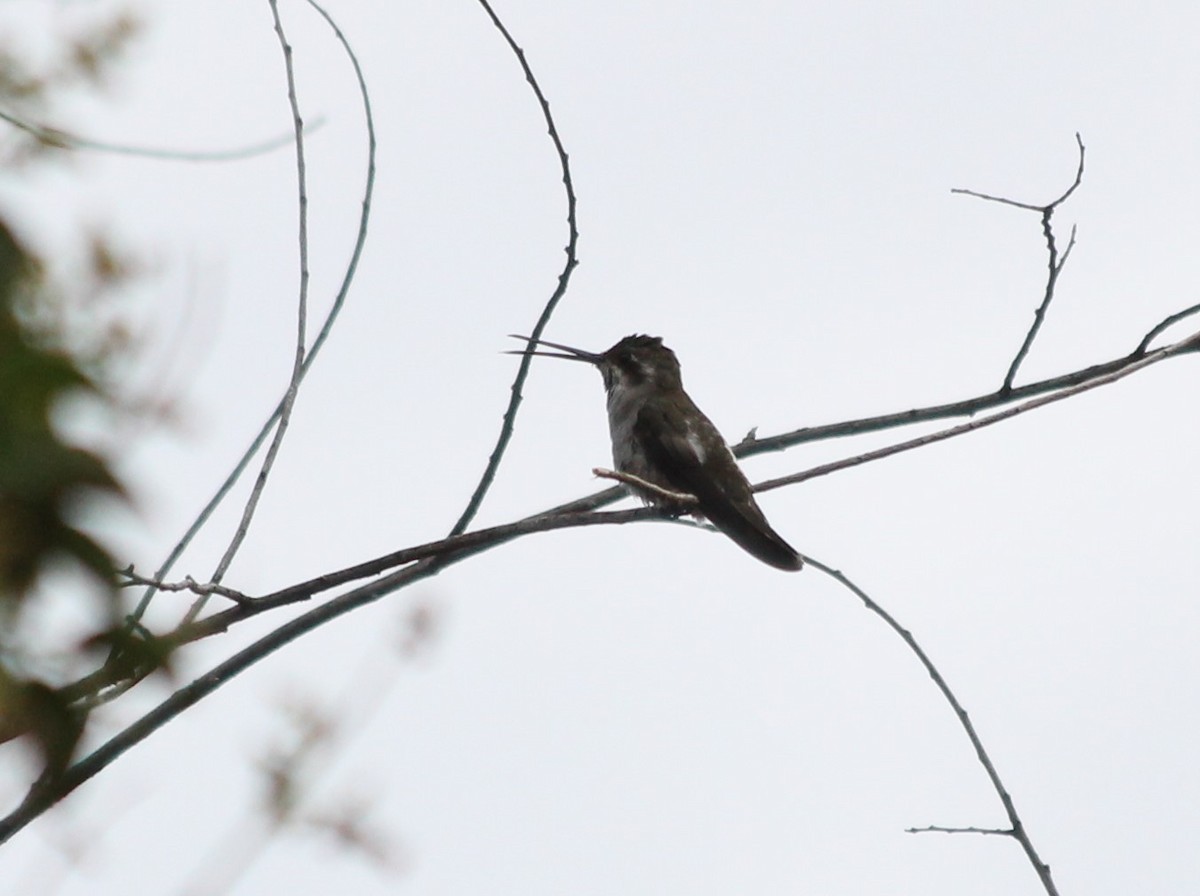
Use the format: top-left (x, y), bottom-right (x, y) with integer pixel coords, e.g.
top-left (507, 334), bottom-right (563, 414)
top-left (1134, 301), bottom-right (1200, 355)
top-left (809, 557), bottom-right (1059, 895)
top-left (126, 0), bottom-right (377, 629)
top-left (447, 0), bottom-right (580, 536)
top-left (176, 0), bottom-right (311, 626)
top-left (953, 133), bottom-right (1085, 391)
top-left (0, 106), bottom-right (325, 161)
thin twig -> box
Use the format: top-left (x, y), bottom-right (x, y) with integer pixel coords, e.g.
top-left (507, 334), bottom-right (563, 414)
top-left (179, 623), bottom-right (408, 894)
top-left (178, 0), bottom-right (310, 626)
top-left (951, 133), bottom-right (1085, 212)
top-left (592, 467), bottom-right (698, 505)
top-left (0, 506), bottom-right (663, 842)
top-left (167, 507), bottom-right (661, 640)
top-left (1135, 301), bottom-right (1200, 355)
top-left (0, 106), bottom-right (325, 161)
top-left (733, 315), bottom-right (1200, 464)
top-left (953, 133), bottom-right (1085, 391)
top-left (753, 330), bottom-right (1199, 494)
top-left (117, 567), bottom-right (248, 604)
top-left (126, 0), bottom-right (377, 632)
top-left (447, 0), bottom-right (580, 537)
top-left (808, 557), bottom-right (1059, 896)
top-left (906, 825), bottom-right (1014, 836)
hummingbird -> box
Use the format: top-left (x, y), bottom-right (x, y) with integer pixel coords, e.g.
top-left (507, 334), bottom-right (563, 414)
top-left (510, 334), bottom-right (803, 571)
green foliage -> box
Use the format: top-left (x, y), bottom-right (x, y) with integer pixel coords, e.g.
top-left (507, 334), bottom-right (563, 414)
top-left (0, 7), bottom-right (143, 780)
top-left (0, 220), bottom-right (125, 775)
top-left (0, 222), bottom-right (123, 607)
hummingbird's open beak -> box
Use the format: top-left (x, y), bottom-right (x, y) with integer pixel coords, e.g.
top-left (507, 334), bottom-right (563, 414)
top-left (506, 334), bottom-right (603, 365)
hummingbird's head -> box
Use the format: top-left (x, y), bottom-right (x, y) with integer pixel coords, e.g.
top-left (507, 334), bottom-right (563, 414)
top-left (508, 333), bottom-right (683, 394)
top-left (597, 335), bottom-right (682, 394)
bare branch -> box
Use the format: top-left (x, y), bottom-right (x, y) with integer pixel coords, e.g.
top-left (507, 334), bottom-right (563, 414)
top-left (448, 0), bottom-right (580, 536)
top-left (182, 507), bottom-right (660, 627)
top-left (116, 567), bottom-right (249, 604)
top-left (753, 329), bottom-right (1198, 495)
top-left (906, 825), bottom-right (1014, 837)
top-left (734, 315), bottom-right (1200, 463)
top-left (1135, 301), bottom-right (1200, 355)
top-left (953, 133), bottom-right (1086, 390)
top-left (0, 105), bottom-right (325, 161)
top-left (951, 133), bottom-right (1085, 211)
top-left (808, 558), bottom-right (1059, 896)
top-left (179, 0), bottom-right (312, 619)
top-left (125, 0), bottom-right (378, 632)
top-left (592, 467), bottom-right (698, 505)
top-left (0, 506), bottom-right (656, 842)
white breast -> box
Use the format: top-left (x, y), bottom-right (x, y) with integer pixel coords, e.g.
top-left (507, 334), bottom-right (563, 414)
top-left (606, 384), bottom-right (644, 472)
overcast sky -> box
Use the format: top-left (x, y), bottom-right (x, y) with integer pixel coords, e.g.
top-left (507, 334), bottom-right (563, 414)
top-left (3, 1), bottom-right (1199, 894)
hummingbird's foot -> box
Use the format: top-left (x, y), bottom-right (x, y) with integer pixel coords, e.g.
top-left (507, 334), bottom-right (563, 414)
top-left (591, 467), bottom-right (698, 508)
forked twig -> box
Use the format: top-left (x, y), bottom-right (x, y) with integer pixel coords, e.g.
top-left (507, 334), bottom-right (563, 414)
top-left (117, 567), bottom-right (249, 604)
top-left (953, 133), bottom-right (1085, 391)
top-left (752, 330), bottom-right (1198, 495)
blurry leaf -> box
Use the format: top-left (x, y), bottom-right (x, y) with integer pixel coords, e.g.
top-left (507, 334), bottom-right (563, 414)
top-left (305, 803), bottom-right (399, 870)
top-left (0, 669), bottom-right (85, 778)
top-left (0, 220), bottom-right (125, 607)
top-left (81, 624), bottom-right (177, 684)
top-left (65, 11), bottom-right (140, 87)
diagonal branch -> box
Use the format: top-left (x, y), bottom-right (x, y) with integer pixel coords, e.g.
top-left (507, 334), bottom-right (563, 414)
top-left (753, 330), bottom-right (1199, 495)
top-left (448, 0), bottom-right (580, 537)
top-left (735, 303), bottom-right (1198, 463)
top-left (809, 557), bottom-right (1059, 895)
top-left (0, 505), bottom-right (667, 843)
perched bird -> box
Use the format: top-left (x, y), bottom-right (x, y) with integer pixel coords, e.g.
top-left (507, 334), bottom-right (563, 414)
top-left (511, 333), bottom-right (803, 571)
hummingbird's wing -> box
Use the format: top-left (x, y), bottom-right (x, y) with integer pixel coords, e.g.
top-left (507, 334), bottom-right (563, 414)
top-left (633, 401), bottom-right (803, 571)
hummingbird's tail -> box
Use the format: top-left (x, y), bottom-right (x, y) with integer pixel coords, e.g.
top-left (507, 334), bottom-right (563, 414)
top-left (704, 498), bottom-right (804, 571)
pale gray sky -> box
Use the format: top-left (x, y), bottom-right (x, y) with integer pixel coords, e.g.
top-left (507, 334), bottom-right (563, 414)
top-left (3, 1), bottom-right (1199, 894)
